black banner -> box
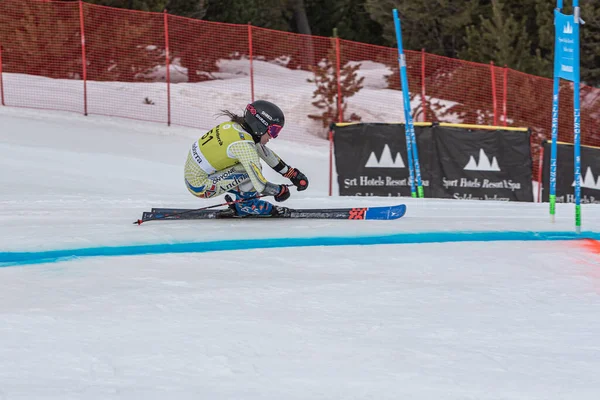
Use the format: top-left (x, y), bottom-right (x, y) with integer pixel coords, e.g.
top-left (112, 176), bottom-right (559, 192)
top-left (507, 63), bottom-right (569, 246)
top-left (541, 141), bottom-right (600, 204)
top-left (333, 123), bottom-right (433, 197)
top-left (333, 123), bottom-right (533, 202)
top-left (431, 126), bottom-right (533, 202)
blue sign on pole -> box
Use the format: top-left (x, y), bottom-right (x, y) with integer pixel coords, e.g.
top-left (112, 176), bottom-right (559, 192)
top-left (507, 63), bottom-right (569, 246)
top-left (554, 12), bottom-right (577, 81)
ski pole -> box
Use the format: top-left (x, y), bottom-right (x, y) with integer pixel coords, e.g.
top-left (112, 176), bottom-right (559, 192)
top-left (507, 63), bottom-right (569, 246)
top-left (134, 185), bottom-right (292, 225)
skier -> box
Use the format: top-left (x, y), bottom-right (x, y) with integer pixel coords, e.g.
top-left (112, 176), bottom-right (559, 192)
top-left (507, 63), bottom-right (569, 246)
top-left (184, 100), bottom-right (309, 217)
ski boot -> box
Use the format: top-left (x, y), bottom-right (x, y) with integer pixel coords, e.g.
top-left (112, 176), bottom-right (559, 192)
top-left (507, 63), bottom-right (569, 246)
top-left (224, 191), bottom-right (290, 218)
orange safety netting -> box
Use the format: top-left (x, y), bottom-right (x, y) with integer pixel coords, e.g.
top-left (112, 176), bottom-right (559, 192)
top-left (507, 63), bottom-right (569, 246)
top-left (0, 0), bottom-right (598, 180)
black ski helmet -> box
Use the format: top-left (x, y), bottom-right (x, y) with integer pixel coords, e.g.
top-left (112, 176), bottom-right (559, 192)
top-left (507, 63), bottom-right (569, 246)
top-left (243, 100), bottom-right (285, 139)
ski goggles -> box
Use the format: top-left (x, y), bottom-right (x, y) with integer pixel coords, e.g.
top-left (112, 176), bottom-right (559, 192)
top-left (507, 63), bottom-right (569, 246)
top-left (266, 124), bottom-right (283, 139)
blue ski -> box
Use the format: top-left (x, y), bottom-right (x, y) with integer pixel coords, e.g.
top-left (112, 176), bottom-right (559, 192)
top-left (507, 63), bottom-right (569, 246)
top-left (142, 204), bottom-right (407, 221)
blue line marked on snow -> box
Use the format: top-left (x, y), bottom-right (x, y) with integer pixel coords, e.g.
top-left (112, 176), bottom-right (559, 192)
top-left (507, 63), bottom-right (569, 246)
top-left (1, 230), bottom-right (600, 267)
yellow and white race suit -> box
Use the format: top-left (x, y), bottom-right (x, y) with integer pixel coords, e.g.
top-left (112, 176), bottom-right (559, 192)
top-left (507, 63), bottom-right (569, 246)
top-left (184, 121), bottom-right (289, 199)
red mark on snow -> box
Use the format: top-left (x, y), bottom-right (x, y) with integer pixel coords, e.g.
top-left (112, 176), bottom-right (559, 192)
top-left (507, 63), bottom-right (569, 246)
top-left (575, 239), bottom-right (600, 293)
top-left (580, 239), bottom-right (600, 255)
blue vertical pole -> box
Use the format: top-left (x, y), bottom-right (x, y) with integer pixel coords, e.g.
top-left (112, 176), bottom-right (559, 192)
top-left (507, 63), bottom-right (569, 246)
top-left (573, 0), bottom-right (581, 233)
top-left (549, 2), bottom-right (561, 222)
top-left (393, 9), bottom-right (424, 198)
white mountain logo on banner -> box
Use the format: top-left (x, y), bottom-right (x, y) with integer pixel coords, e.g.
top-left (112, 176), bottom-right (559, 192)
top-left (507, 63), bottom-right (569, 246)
top-left (572, 167), bottom-right (600, 190)
top-left (365, 144), bottom-right (405, 168)
top-left (464, 149), bottom-right (501, 171)
top-left (563, 21), bottom-right (573, 35)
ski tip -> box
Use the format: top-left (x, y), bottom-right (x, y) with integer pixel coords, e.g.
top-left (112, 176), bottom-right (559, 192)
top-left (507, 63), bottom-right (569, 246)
top-left (134, 219), bottom-right (143, 225)
top-left (364, 204), bottom-right (407, 220)
top-left (384, 204), bottom-right (407, 219)
top-left (391, 204), bottom-right (407, 219)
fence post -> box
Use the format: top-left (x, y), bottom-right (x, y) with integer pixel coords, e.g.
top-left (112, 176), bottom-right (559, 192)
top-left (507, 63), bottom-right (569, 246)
top-left (335, 36), bottom-right (342, 123)
top-left (421, 48), bottom-right (426, 122)
top-left (164, 11), bottom-right (171, 126)
top-left (329, 128), bottom-right (334, 197)
top-left (0, 45), bottom-right (4, 106)
top-left (78, 0), bottom-right (88, 116)
top-left (537, 145), bottom-right (544, 202)
top-left (503, 65), bottom-right (508, 126)
top-left (248, 23), bottom-right (255, 103)
top-left (490, 61), bottom-right (497, 126)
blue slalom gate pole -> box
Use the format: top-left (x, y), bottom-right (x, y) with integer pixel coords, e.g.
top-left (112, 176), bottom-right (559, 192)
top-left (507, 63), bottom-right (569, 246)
top-left (548, 2), bottom-right (561, 222)
top-left (393, 9), bottom-right (423, 198)
top-left (550, 0), bottom-right (583, 232)
top-left (573, 0), bottom-right (582, 233)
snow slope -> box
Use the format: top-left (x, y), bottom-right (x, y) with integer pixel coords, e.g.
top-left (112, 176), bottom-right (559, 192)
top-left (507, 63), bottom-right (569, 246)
top-left (1, 79), bottom-right (600, 399)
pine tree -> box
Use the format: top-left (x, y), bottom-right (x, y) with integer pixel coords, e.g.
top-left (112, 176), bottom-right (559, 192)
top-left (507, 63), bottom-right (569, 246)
top-left (83, 5), bottom-right (167, 82)
top-left (305, 0), bottom-right (385, 45)
top-left (0, 0), bottom-right (82, 80)
top-left (580, 0), bottom-right (600, 87)
top-left (165, 0), bottom-right (208, 19)
top-left (204, 0), bottom-right (291, 32)
top-left (306, 39), bottom-right (364, 134)
top-left (460, 0), bottom-right (549, 76)
top-left (84, 0), bottom-right (169, 12)
top-left (364, 0), bottom-right (480, 58)
top-left (533, 0), bottom-right (554, 60)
